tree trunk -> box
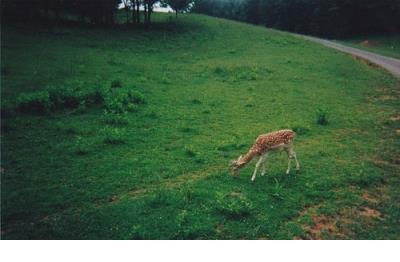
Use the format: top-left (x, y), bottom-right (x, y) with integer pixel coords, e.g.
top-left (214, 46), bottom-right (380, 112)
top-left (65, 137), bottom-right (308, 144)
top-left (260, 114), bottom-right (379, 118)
top-left (136, 0), bottom-right (140, 24)
top-left (176, 10), bottom-right (178, 18)
top-left (144, 4), bottom-right (148, 25)
top-left (125, 7), bottom-right (129, 25)
top-left (133, 1), bottom-right (136, 24)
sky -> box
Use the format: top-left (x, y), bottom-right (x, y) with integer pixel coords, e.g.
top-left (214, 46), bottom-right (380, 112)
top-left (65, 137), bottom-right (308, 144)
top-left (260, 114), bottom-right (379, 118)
top-left (118, 2), bottom-right (174, 13)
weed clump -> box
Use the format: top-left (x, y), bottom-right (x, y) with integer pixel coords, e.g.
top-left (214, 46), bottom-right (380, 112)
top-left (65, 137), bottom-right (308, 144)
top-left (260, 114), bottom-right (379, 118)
top-left (316, 108), bottom-right (329, 125)
top-left (74, 136), bottom-right (90, 155)
top-left (102, 110), bottom-right (129, 125)
top-left (184, 146), bottom-right (197, 157)
top-left (111, 79), bottom-right (122, 89)
top-left (103, 128), bottom-right (125, 145)
top-left (216, 192), bottom-right (253, 219)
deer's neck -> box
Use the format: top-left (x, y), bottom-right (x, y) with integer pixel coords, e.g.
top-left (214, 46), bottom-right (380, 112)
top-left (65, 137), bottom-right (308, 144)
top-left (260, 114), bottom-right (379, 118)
top-left (238, 149), bottom-right (258, 167)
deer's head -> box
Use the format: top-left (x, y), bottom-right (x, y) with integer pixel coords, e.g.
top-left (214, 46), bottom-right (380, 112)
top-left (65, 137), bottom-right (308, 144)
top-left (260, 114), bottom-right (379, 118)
top-left (229, 155), bottom-right (244, 176)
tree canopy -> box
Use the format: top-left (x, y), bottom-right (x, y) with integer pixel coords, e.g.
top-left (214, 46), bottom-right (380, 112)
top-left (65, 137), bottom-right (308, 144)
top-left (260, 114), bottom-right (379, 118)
top-left (192, 0), bottom-right (400, 38)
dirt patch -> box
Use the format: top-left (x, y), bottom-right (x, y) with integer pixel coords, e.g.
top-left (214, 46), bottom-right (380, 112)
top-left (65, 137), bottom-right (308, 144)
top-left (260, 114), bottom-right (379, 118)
top-left (306, 215), bottom-right (343, 240)
top-left (362, 192), bottom-right (379, 205)
top-left (128, 188), bottom-right (147, 197)
top-left (390, 115), bottom-right (400, 121)
top-left (359, 207), bottom-right (381, 218)
top-left (379, 95), bottom-right (397, 101)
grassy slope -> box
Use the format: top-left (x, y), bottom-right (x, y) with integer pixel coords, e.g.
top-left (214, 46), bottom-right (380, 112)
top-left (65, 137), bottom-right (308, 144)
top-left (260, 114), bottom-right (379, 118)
top-left (337, 35), bottom-right (400, 59)
top-left (1, 14), bottom-right (399, 239)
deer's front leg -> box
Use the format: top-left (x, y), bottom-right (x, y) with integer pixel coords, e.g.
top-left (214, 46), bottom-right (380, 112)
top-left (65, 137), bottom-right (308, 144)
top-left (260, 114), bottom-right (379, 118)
top-left (261, 153), bottom-right (269, 176)
top-left (251, 155), bottom-right (265, 182)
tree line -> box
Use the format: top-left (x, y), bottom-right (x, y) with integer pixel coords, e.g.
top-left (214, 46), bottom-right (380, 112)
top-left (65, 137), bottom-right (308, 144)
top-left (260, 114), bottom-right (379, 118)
top-left (192, 0), bottom-right (400, 38)
top-left (1, 0), bottom-right (193, 26)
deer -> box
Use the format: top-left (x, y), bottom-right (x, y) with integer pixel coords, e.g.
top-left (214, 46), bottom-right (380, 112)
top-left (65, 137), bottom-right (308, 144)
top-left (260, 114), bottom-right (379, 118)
top-left (229, 129), bottom-right (300, 182)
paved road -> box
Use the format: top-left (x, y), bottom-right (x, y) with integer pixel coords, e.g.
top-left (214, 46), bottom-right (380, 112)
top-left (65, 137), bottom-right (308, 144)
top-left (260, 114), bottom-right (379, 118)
top-left (295, 34), bottom-right (400, 78)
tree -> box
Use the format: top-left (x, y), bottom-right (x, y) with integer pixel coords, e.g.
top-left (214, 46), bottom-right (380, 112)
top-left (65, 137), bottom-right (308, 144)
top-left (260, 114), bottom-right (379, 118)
top-left (164, 0), bottom-right (193, 18)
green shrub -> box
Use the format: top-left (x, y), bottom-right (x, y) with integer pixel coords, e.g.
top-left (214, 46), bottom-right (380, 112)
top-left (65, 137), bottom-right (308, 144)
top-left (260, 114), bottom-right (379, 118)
top-left (47, 81), bottom-right (104, 110)
top-left (104, 87), bottom-right (145, 114)
top-left (216, 192), bottom-right (253, 219)
top-left (16, 91), bottom-right (52, 114)
top-left (316, 108), bottom-right (329, 125)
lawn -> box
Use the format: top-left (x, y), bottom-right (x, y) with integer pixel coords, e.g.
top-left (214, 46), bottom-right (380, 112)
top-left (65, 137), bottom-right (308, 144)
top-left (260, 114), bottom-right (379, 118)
top-left (1, 13), bottom-right (399, 239)
top-left (337, 34), bottom-right (400, 59)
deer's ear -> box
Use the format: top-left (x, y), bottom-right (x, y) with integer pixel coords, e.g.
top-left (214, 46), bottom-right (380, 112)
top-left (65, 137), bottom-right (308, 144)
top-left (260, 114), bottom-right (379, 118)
top-left (238, 155), bottom-right (243, 160)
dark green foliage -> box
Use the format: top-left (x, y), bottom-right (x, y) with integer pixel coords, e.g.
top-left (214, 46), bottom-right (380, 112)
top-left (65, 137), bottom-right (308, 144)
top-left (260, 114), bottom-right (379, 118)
top-left (193, 0), bottom-right (400, 38)
top-left (16, 91), bottom-right (51, 114)
top-left (47, 81), bottom-right (104, 110)
top-left (104, 87), bottom-right (144, 114)
top-left (316, 108), bottom-right (329, 126)
top-left (111, 79), bottom-right (123, 89)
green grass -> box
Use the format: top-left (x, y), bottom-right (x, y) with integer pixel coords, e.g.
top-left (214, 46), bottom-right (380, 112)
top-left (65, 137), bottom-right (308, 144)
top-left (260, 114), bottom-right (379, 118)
top-left (337, 34), bottom-right (400, 58)
top-left (1, 13), bottom-right (400, 239)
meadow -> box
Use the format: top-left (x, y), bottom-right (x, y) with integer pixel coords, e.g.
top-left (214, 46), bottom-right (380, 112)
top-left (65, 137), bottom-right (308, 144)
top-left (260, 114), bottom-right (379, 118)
top-left (1, 13), bottom-right (399, 239)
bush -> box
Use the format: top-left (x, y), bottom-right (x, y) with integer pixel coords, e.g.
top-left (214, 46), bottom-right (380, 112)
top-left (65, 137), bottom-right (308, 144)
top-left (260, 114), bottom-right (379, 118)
top-left (216, 192), bottom-right (253, 219)
top-left (316, 108), bottom-right (329, 125)
top-left (47, 81), bottom-right (104, 110)
top-left (104, 87), bottom-right (145, 114)
top-left (16, 91), bottom-right (52, 114)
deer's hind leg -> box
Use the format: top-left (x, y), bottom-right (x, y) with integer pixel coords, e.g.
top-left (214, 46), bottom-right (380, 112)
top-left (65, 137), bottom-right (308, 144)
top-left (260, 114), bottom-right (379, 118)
top-left (285, 145), bottom-right (300, 174)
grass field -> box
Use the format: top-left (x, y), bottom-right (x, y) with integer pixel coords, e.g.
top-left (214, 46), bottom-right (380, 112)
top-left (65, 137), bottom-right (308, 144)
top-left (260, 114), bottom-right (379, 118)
top-left (338, 34), bottom-right (400, 59)
top-left (1, 13), bottom-right (400, 239)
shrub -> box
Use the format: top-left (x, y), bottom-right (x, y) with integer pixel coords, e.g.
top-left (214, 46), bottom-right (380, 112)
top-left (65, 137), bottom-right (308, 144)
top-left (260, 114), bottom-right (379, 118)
top-left (47, 81), bottom-right (104, 110)
top-left (216, 192), bottom-right (253, 219)
top-left (104, 87), bottom-right (145, 114)
top-left (316, 108), bottom-right (329, 125)
top-left (16, 91), bottom-right (52, 114)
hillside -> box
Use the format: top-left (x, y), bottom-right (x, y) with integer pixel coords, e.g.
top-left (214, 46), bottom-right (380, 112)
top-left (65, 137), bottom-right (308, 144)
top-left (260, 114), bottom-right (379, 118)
top-left (1, 13), bottom-right (399, 239)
